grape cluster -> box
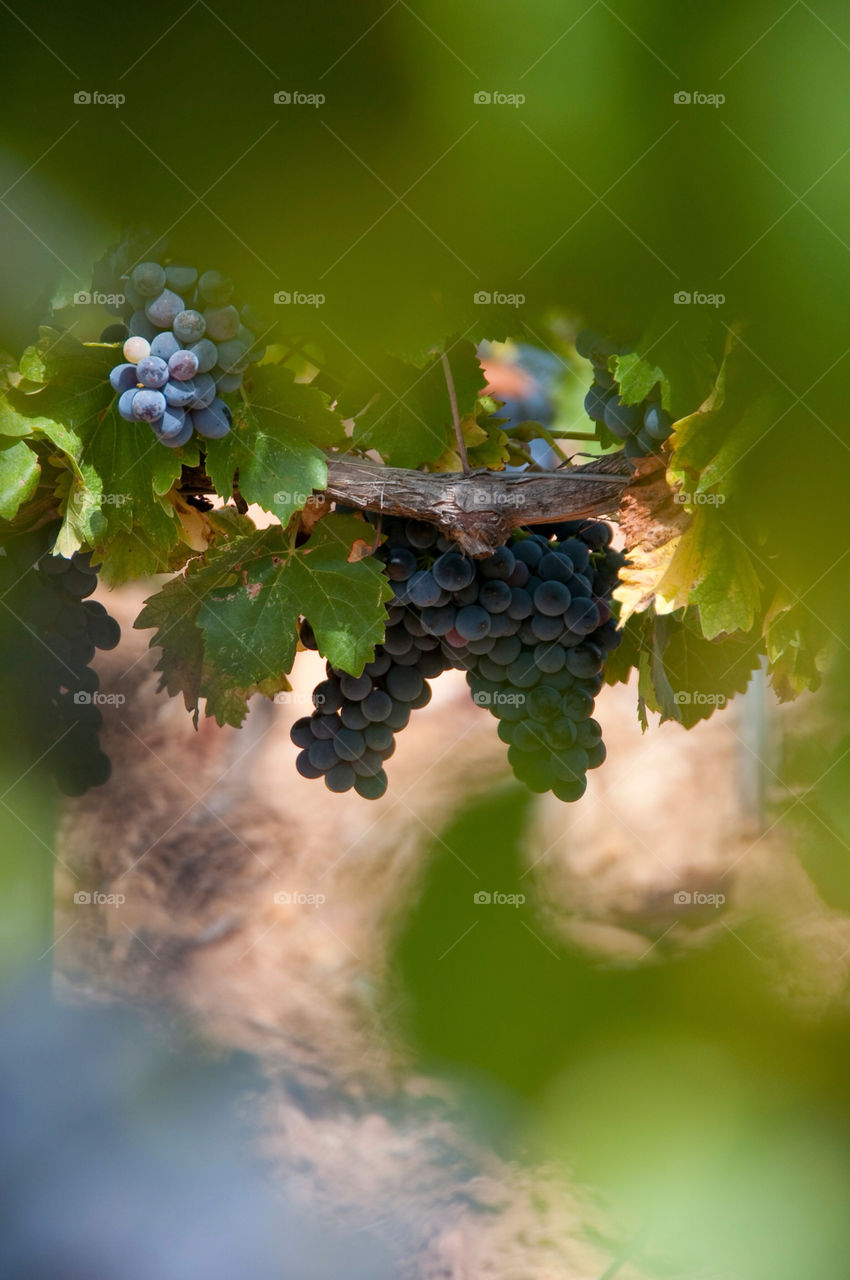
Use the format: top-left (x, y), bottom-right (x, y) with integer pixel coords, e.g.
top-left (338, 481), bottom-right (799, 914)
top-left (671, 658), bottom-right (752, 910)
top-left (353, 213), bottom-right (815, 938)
top-left (292, 517), bottom-right (622, 802)
top-left (1, 535), bottom-right (119, 796)
top-left (290, 610), bottom-right (446, 800)
top-left (106, 261), bottom-right (265, 448)
top-left (577, 329), bottom-right (673, 459)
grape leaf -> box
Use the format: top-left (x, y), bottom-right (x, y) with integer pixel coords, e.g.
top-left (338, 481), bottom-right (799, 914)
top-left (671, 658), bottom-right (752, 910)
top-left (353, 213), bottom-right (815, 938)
top-left (350, 339), bottom-right (485, 468)
top-left (614, 318), bottom-right (716, 418)
top-left (0, 438), bottom-right (40, 519)
top-left (764, 589), bottom-right (827, 701)
top-left (136, 514), bottom-right (391, 727)
top-left (203, 365), bottom-right (344, 527)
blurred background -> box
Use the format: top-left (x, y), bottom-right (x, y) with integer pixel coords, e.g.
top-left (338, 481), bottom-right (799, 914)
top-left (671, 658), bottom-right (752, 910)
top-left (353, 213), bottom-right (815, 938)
top-left (3, 1), bottom-right (850, 1277)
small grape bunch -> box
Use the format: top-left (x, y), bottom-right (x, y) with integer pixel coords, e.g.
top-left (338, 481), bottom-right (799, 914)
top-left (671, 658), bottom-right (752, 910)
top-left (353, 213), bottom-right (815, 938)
top-left (577, 329), bottom-right (674, 460)
top-left (106, 261), bottom-right (265, 448)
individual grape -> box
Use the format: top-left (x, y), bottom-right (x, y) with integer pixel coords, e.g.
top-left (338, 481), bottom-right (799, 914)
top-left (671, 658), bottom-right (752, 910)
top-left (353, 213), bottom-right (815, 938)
top-left (432, 552), bottom-right (474, 591)
top-left (309, 713), bottom-right (339, 741)
top-left (312, 680), bottom-right (342, 713)
top-left (455, 606), bottom-right (491, 640)
top-left (478, 580), bottom-right (512, 613)
top-left (156, 419), bottom-right (194, 450)
top-left (145, 290), bottom-right (185, 329)
top-left (354, 771), bottom-right (388, 799)
top-left (421, 604), bottom-right (456, 635)
top-left (215, 371), bottom-right (243, 393)
top-left (533, 581), bottom-right (571, 616)
top-left (603, 397), bottom-right (642, 439)
top-left (123, 335), bottom-right (150, 364)
top-left (417, 650), bottom-right (447, 679)
top-left (204, 305), bottom-right (240, 342)
top-left (408, 571), bottom-right (443, 608)
top-left (340, 672), bottom-right (372, 701)
top-left (563, 598), bottom-right (600, 634)
top-left (155, 406), bottom-right (188, 442)
top-left (163, 378), bottom-right (196, 408)
top-left (150, 331), bottom-right (181, 362)
top-left (130, 261), bottom-right (166, 298)
top-left (169, 349), bottom-right (200, 381)
top-left (132, 389), bottom-right (167, 422)
top-left (290, 717), bottom-right (314, 749)
top-left (382, 628), bottom-right (413, 656)
top-left (539, 552), bottom-right (573, 583)
top-left (333, 728), bottom-right (366, 761)
top-left (192, 399), bottom-right (232, 439)
top-left (128, 311), bottom-right (158, 341)
top-left (165, 263), bottom-right (198, 292)
top-left (117, 389), bottom-right (139, 421)
top-left (198, 270), bottom-right (234, 305)
top-left (530, 613), bottom-right (563, 642)
top-left (322, 762), bottom-right (354, 792)
top-left (136, 355), bottom-right (169, 389)
top-left (527, 685), bottom-right (561, 720)
top-left (109, 363), bottom-right (139, 393)
top-left (559, 538), bottom-right (591, 574)
top-left (216, 338), bottom-right (251, 373)
top-left (188, 338), bottom-right (219, 374)
top-left (386, 547), bottom-right (417, 581)
top-left (585, 385), bottom-right (614, 423)
top-left (86, 612), bottom-right (120, 650)
top-left (565, 645), bottom-right (604, 678)
top-left (408, 683), bottom-right (432, 710)
top-left (384, 703), bottom-right (411, 731)
top-left (505, 587), bottom-right (533, 621)
top-left (636, 427), bottom-right (659, 454)
top-left (643, 403), bottom-right (672, 440)
top-left (479, 545), bottom-right (515, 580)
top-left (513, 539), bottom-right (543, 568)
top-left (295, 748), bottom-right (323, 779)
top-left (308, 738), bottom-right (338, 771)
top-left (359, 688), bottom-right (391, 721)
top-left (173, 309), bottom-right (206, 344)
top-left (586, 740), bottom-right (607, 768)
top-left (549, 716), bottom-right (578, 750)
top-left (406, 521), bottom-right (437, 548)
top-left (385, 666), bottom-right (424, 702)
top-left (534, 643), bottom-right (565, 673)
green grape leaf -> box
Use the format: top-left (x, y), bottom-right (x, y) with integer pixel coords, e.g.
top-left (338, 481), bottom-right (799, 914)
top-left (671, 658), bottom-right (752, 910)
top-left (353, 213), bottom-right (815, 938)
top-left (351, 339), bottom-right (485, 468)
top-left (614, 318), bottom-right (716, 418)
top-left (136, 514), bottom-right (391, 727)
top-left (634, 610), bottom-right (762, 728)
top-left (764, 589), bottom-right (827, 701)
top-left (13, 329), bottom-right (114, 428)
top-left (203, 365), bottom-right (344, 527)
top-left (0, 438), bottom-right (40, 519)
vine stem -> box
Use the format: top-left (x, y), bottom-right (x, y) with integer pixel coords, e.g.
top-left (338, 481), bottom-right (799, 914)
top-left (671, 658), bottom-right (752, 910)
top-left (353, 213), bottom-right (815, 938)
top-left (441, 351), bottom-right (470, 472)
